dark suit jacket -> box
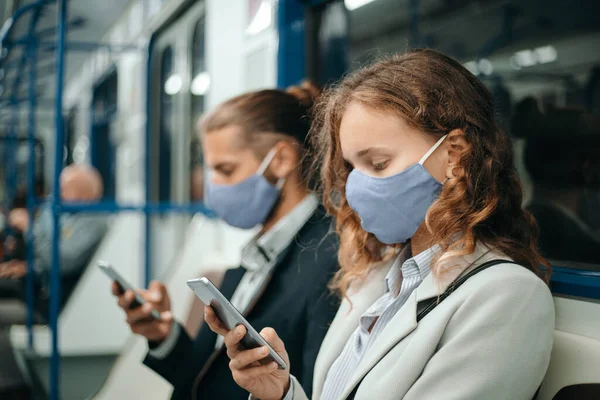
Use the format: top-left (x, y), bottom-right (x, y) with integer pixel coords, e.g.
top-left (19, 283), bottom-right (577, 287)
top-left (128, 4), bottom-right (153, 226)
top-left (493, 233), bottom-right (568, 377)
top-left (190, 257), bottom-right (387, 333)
top-left (144, 209), bottom-right (340, 399)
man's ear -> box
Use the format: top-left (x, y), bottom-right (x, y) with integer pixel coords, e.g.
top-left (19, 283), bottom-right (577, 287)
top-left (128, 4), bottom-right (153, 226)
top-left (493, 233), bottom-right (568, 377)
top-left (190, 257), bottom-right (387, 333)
top-left (268, 140), bottom-right (299, 180)
top-left (446, 129), bottom-right (470, 179)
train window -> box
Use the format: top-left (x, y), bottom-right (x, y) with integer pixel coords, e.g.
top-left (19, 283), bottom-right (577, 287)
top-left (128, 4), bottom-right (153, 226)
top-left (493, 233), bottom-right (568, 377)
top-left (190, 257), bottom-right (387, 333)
top-left (91, 69), bottom-right (118, 200)
top-left (0, 136), bottom-right (46, 208)
top-left (190, 17), bottom-right (207, 202)
top-left (158, 46), bottom-right (175, 202)
top-left (309, 0), bottom-right (600, 275)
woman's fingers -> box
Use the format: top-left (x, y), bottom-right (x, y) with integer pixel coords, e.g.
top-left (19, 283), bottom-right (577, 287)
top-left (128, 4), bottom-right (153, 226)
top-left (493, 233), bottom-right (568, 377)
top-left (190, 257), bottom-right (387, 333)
top-left (232, 361), bottom-right (279, 384)
top-left (229, 346), bottom-right (277, 370)
top-left (224, 324), bottom-right (246, 348)
top-left (204, 306), bottom-right (230, 336)
top-left (260, 328), bottom-right (286, 353)
top-left (224, 325), bottom-right (246, 359)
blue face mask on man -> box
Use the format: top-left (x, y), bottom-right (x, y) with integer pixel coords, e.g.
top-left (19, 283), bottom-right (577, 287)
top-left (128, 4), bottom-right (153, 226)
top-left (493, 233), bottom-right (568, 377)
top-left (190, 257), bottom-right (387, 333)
top-left (345, 135), bottom-right (447, 245)
top-left (205, 148), bottom-right (284, 229)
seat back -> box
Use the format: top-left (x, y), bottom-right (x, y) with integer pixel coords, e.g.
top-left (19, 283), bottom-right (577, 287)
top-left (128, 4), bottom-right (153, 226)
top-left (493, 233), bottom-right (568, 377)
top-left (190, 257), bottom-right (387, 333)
top-left (34, 229), bottom-right (108, 321)
top-left (536, 296), bottom-right (600, 400)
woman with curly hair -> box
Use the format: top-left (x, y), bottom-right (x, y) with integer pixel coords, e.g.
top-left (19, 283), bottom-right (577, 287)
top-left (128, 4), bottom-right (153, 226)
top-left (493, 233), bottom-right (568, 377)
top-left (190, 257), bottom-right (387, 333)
top-left (206, 49), bottom-right (555, 400)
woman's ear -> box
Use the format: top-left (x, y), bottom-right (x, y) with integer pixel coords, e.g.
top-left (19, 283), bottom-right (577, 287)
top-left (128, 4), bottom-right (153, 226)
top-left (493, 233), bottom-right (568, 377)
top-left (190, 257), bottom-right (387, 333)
top-left (269, 140), bottom-right (299, 180)
top-left (446, 129), bottom-right (470, 179)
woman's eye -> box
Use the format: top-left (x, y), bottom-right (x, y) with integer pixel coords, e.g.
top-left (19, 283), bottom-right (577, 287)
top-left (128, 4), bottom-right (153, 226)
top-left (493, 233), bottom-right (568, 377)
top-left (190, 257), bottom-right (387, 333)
top-left (216, 167), bottom-right (234, 177)
top-left (373, 161), bottom-right (388, 171)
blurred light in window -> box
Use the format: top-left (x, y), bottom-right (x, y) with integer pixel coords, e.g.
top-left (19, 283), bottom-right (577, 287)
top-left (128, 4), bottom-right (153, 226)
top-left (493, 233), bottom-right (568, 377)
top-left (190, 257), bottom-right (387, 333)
top-left (190, 72), bottom-right (210, 96)
top-left (246, 0), bottom-right (272, 36)
top-left (478, 58), bottom-right (493, 76)
top-left (514, 50), bottom-right (537, 67)
top-left (464, 61), bottom-right (479, 76)
top-left (344, 0), bottom-right (377, 11)
top-left (535, 45), bottom-right (557, 64)
top-left (463, 59), bottom-right (493, 76)
top-left (511, 45), bottom-right (557, 69)
top-left (164, 74), bottom-right (182, 95)
top-left (509, 56), bottom-right (522, 70)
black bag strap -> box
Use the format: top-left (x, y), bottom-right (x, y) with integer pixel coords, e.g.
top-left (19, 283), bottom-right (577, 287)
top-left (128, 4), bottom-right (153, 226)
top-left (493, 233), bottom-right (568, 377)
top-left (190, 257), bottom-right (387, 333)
top-left (346, 258), bottom-right (518, 400)
top-left (416, 259), bottom-right (518, 322)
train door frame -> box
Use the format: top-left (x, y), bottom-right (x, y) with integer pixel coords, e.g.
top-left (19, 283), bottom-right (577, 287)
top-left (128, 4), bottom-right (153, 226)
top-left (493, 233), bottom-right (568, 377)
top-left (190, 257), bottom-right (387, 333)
top-left (304, 0), bottom-right (349, 86)
top-left (90, 66), bottom-right (118, 200)
top-left (146, 1), bottom-right (206, 280)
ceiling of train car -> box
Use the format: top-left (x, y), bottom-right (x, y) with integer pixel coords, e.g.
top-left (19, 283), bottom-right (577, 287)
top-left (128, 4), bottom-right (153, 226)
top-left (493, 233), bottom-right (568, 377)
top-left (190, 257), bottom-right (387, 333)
top-left (0, 0), bottom-right (133, 113)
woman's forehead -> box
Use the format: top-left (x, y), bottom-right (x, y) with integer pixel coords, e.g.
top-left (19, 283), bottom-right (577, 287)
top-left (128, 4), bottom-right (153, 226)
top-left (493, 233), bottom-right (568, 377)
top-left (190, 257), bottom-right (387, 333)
top-left (339, 103), bottom-right (422, 157)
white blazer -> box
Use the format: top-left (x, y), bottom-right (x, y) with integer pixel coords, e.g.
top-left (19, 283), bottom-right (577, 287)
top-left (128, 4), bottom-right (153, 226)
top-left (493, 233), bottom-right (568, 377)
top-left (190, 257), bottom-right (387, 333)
top-left (288, 244), bottom-right (555, 400)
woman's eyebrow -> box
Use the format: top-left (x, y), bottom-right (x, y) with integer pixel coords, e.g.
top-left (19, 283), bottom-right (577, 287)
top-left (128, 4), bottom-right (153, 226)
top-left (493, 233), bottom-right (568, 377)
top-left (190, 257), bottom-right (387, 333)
top-left (213, 161), bottom-right (235, 170)
top-left (356, 146), bottom-right (389, 157)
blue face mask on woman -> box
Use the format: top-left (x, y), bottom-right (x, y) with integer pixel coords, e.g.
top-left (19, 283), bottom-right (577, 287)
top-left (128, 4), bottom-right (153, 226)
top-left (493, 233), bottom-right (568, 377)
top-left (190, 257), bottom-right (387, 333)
top-left (205, 148), bottom-right (284, 229)
top-left (345, 135), bottom-right (447, 245)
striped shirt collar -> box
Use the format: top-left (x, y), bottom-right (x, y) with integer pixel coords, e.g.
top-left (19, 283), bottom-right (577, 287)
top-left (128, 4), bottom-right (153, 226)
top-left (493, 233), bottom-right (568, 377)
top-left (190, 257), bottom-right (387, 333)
top-left (385, 243), bottom-right (437, 296)
top-left (240, 193), bottom-right (319, 271)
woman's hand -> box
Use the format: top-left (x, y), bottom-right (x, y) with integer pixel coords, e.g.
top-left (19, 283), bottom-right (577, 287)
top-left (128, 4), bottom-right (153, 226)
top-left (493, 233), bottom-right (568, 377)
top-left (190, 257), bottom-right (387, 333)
top-left (204, 306), bottom-right (291, 400)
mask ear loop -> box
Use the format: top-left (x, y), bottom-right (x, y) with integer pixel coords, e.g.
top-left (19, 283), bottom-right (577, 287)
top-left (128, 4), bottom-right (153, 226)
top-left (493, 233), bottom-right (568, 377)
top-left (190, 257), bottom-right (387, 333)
top-left (257, 147), bottom-right (286, 189)
top-left (418, 134), bottom-right (448, 184)
top-left (418, 134), bottom-right (448, 165)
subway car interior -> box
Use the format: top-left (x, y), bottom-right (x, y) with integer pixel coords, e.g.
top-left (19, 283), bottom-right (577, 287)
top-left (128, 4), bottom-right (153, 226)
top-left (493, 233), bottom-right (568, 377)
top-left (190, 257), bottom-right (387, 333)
top-left (0, 0), bottom-right (598, 399)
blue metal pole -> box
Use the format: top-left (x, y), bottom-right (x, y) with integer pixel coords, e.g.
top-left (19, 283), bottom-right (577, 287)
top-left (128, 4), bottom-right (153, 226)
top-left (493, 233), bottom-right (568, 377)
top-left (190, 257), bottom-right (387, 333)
top-left (276, 0), bottom-right (306, 88)
top-left (22, 3), bottom-right (44, 354)
top-left (50, 0), bottom-right (67, 398)
top-left (26, 36), bottom-right (37, 352)
top-left (144, 34), bottom-right (156, 288)
top-left (6, 101), bottom-right (18, 208)
top-left (60, 201), bottom-right (216, 215)
top-left (9, 17), bottom-right (86, 43)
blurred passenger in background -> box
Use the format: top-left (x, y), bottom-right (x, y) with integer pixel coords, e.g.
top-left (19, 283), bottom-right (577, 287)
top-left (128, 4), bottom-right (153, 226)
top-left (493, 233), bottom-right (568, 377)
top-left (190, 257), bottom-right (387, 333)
top-left (0, 164), bottom-right (108, 315)
top-left (113, 82), bottom-right (340, 400)
top-left (514, 99), bottom-right (600, 265)
top-left (1, 188), bottom-right (29, 264)
top-left (1, 181), bottom-right (45, 264)
top-left (0, 164), bottom-right (107, 398)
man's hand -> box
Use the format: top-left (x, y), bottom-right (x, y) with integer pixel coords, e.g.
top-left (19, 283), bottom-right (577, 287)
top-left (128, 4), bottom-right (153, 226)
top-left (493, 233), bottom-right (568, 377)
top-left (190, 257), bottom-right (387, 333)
top-left (0, 260), bottom-right (27, 279)
top-left (112, 280), bottom-right (174, 342)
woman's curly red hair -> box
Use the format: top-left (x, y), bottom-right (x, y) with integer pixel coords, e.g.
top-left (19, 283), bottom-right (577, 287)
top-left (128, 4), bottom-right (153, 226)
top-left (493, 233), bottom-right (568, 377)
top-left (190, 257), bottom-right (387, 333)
top-left (310, 49), bottom-right (550, 298)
